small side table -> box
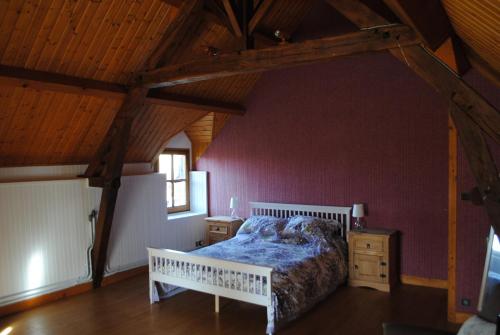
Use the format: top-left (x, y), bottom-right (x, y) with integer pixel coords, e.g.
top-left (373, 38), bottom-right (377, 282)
top-left (348, 228), bottom-right (398, 292)
top-left (205, 216), bottom-right (244, 245)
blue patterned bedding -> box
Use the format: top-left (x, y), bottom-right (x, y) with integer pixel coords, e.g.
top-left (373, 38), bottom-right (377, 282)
top-left (192, 216), bottom-right (348, 333)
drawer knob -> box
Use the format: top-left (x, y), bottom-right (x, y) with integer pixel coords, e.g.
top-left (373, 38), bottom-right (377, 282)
top-left (354, 264), bottom-right (358, 270)
top-left (380, 262), bottom-right (387, 266)
top-left (380, 274), bottom-right (386, 278)
top-left (367, 243), bottom-right (371, 249)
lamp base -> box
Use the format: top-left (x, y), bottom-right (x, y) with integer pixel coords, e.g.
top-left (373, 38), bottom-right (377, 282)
top-left (353, 218), bottom-right (365, 230)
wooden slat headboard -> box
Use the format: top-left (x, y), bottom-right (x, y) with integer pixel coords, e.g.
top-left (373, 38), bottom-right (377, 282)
top-left (249, 202), bottom-right (352, 238)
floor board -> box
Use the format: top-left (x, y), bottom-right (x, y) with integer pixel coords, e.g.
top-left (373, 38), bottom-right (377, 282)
top-left (0, 275), bottom-right (461, 335)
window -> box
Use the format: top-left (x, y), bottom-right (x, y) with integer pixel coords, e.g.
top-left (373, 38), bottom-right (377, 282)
top-left (157, 149), bottom-right (190, 213)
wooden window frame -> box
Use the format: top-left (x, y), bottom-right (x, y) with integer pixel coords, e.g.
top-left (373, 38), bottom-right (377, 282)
top-left (156, 148), bottom-right (190, 214)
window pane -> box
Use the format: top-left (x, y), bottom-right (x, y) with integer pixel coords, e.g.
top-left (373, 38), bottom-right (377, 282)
top-left (173, 181), bottom-right (187, 207)
top-left (173, 154), bottom-right (186, 180)
top-left (166, 182), bottom-right (173, 208)
top-left (159, 154), bottom-right (172, 180)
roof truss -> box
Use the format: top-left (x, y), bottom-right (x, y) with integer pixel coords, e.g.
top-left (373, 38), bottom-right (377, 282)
top-left (138, 24), bottom-right (419, 88)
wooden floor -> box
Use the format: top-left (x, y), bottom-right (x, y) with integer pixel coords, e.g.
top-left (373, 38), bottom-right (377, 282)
top-left (0, 274), bottom-right (460, 335)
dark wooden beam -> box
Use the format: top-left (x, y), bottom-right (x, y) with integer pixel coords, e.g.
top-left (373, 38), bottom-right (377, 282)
top-left (138, 25), bottom-right (420, 88)
top-left (248, 0), bottom-right (274, 34)
top-left (0, 64), bottom-right (125, 99)
top-left (92, 183), bottom-right (120, 288)
top-left (240, 0), bottom-right (255, 50)
top-left (382, 0), bottom-right (452, 50)
top-left (0, 65), bottom-right (243, 115)
top-left (147, 91), bottom-right (245, 115)
top-left (222, 0), bottom-right (243, 37)
top-left (87, 0), bottom-right (203, 288)
top-left (450, 104), bottom-right (500, 234)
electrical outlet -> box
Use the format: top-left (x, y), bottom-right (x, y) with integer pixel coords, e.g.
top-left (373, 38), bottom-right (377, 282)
top-left (195, 240), bottom-right (204, 247)
top-left (461, 298), bottom-right (471, 307)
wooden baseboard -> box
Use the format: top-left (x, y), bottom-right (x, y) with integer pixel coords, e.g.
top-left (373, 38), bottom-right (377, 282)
top-left (101, 266), bottom-right (148, 287)
top-left (400, 275), bottom-right (448, 289)
top-left (0, 265), bottom-right (148, 318)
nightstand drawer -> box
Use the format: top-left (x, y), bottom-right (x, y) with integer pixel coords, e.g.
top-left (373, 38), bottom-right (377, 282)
top-left (209, 224), bottom-right (228, 234)
top-left (353, 236), bottom-right (385, 253)
top-left (208, 232), bottom-right (228, 244)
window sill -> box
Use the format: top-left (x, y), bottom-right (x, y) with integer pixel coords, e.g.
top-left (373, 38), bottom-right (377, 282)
top-left (167, 211), bottom-right (206, 221)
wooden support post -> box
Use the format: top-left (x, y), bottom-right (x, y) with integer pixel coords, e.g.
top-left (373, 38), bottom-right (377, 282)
top-left (92, 183), bottom-right (120, 288)
top-left (449, 104), bottom-right (500, 234)
top-left (86, 0), bottom-right (203, 288)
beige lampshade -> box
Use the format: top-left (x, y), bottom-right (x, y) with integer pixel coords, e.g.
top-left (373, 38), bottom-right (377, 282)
top-left (352, 204), bottom-right (364, 218)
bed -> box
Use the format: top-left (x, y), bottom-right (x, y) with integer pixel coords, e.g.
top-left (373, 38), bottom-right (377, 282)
top-left (147, 202), bottom-right (351, 334)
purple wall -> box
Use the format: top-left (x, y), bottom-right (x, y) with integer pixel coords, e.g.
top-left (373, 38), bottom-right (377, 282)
top-left (199, 52), bottom-right (449, 280)
top-left (197, 51), bottom-right (500, 310)
top-left (456, 71), bottom-right (500, 312)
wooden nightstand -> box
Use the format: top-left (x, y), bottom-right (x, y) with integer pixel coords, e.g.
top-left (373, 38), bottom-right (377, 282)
top-left (348, 229), bottom-right (398, 292)
top-left (205, 216), bottom-right (244, 245)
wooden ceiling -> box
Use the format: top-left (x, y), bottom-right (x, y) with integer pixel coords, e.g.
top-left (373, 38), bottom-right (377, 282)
top-left (441, 0), bottom-right (500, 77)
top-left (0, 0), bottom-right (498, 167)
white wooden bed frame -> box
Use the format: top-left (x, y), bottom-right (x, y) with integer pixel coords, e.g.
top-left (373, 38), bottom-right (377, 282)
top-left (147, 202), bottom-right (351, 334)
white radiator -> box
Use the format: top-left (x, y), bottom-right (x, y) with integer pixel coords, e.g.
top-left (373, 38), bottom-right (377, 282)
top-left (0, 179), bottom-right (101, 304)
top-left (0, 170), bottom-right (207, 306)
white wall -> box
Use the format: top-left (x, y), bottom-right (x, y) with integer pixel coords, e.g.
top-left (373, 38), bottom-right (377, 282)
top-left (164, 131), bottom-right (193, 169)
top-left (0, 166), bottom-right (207, 306)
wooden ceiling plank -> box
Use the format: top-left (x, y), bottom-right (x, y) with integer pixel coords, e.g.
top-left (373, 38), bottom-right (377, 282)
top-left (0, 0), bottom-right (25, 61)
top-left (69, 0), bottom-right (122, 77)
top-left (14, 90), bottom-right (53, 166)
top-left (122, 1), bottom-right (171, 73)
top-left (0, 65), bottom-right (245, 115)
top-left (94, 0), bottom-right (150, 81)
top-left (21, 91), bottom-right (59, 165)
top-left (222, 0), bottom-right (243, 37)
top-left (79, 0), bottom-right (133, 80)
top-left (16, 0), bottom-right (57, 67)
top-left (465, 45), bottom-right (500, 88)
top-left (45, 1), bottom-right (89, 74)
top-left (23, 0), bottom-right (62, 69)
top-left (100, 1), bottom-right (157, 83)
top-left (138, 25), bottom-right (420, 88)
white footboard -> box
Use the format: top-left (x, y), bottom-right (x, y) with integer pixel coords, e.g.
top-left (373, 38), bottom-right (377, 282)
top-left (148, 248), bottom-right (273, 308)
